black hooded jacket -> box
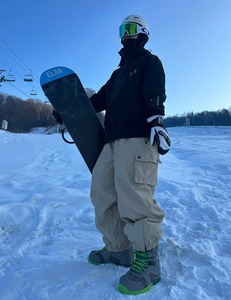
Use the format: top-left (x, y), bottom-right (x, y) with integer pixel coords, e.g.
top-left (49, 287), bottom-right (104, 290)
top-left (90, 46), bottom-right (166, 143)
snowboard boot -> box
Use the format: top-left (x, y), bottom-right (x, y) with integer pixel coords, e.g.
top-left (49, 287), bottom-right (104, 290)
top-left (88, 247), bottom-right (132, 268)
top-left (118, 247), bottom-right (161, 295)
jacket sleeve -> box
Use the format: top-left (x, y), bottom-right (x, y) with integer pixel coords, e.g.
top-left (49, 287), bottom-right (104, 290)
top-left (142, 55), bottom-right (166, 117)
top-left (90, 82), bottom-right (107, 113)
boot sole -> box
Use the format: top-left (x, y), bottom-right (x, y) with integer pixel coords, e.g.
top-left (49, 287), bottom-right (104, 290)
top-left (118, 277), bottom-right (161, 295)
top-left (88, 258), bottom-right (103, 265)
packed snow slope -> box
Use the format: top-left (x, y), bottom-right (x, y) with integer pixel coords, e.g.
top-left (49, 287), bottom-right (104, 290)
top-left (0, 126), bottom-right (230, 300)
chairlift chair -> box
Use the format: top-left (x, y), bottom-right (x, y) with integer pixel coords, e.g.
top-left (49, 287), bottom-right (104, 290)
top-left (24, 69), bottom-right (33, 82)
top-left (6, 70), bottom-right (16, 82)
top-left (44, 95), bottom-right (50, 103)
top-left (0, 75), bottom-right (6, 83)
top-left (24, 74), bottom-right (33, 82)
top-left (30, 86), bottom-right (37, 96)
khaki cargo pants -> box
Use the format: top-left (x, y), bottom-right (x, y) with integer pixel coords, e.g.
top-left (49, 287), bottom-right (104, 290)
top-left (90, 137), bottom-right (164, 252)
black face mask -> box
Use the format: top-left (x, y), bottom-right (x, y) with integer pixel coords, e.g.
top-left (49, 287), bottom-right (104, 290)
top-left (121, 38), bottom-right (140, 48)
top-left (121, 34), bottom-right (148, 48)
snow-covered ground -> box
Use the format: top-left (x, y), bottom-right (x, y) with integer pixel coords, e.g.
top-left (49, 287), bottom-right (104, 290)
top-left (0, 127), bottom-right (230, 300)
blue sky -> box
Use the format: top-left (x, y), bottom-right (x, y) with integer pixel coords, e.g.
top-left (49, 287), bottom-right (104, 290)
top-left (0, 0), bottom-right (230, 116)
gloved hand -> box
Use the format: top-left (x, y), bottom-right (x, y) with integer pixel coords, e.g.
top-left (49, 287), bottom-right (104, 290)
top-left (147, 115), bottom-right (171, 155)
top-left (52, 110), bottom-right (63, 124)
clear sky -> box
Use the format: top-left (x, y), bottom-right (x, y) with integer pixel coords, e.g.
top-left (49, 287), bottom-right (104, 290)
top-left (0, 0), bottom-right (230, 117)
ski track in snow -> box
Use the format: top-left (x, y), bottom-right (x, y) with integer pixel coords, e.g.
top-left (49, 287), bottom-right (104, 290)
top-left (0, 127), bottom-right (230, 300)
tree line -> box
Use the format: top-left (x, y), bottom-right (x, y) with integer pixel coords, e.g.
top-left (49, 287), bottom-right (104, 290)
top-left (0, 93), bottom-right (55, 132)
top-left (0, 92), bottom-right (230, 133)
top-left (165, 108), bottom-right (231, 127)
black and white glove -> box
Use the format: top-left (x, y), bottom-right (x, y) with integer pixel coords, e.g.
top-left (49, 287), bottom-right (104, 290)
top-left (147, 115), bottom-right (171, 155)
top-left (52, 110), bottom-right (63, 124)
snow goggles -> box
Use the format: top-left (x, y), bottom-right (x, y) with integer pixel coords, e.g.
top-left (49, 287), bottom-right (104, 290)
top-left (119, 23), bottom-right (148, 38)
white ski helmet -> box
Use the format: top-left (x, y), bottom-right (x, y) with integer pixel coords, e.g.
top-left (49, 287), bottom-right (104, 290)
top-left (121, 15), bottom-right (149, 37)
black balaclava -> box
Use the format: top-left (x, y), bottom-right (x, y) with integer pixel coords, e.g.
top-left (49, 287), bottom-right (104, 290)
top-left (118, 33), bottom-right (149, 66)
top-left (121, 33), bottom-right (149, 48)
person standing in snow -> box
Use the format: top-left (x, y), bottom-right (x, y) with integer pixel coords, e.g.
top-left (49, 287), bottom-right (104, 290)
top-left (88, 15), bottom-right (171, 295)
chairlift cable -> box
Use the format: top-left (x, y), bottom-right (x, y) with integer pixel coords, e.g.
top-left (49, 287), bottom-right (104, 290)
top-left (0, 38), bottom-right (31, 73)
top-left (0, 45), bottom-right (28, 74)
top-left (0, 59), bottom-right (43, 95)
top-left (6, 81), bottom-right (31, 98)
top-left (0, 40), bottom-right (46, 100)
top-left (0, 60), bottom-right (22, 80)
top-left (0, 38), bottom-right (40, 84)
top-left (0, 59), bottom-right (27, 82)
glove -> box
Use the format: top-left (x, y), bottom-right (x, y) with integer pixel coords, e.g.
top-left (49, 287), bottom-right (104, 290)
top-left (147, 115), bottom-right (171, 155)
top-left (52, 110), bottom-right (63, 124)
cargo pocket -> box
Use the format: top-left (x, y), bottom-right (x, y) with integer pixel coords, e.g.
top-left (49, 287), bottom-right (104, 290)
top-left (134, 153), bottom-right (158, 186)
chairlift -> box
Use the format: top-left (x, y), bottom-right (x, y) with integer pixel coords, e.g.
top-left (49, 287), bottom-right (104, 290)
top-left (30, 86), bottom-right (37, 96)
top-left (6, 70), bottom-right (16, 82)
top-left (43, 94), bottom-right (50, 103)
top-left (0, 70), bottom-right (6, 83)
top-left (24, 69), bottom-right (33, 82)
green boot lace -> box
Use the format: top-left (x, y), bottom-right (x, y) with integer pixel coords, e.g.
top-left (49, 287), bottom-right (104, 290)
top-left (131, 250), bottom-right (153, 274)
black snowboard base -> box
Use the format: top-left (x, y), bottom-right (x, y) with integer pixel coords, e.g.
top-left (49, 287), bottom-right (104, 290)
top-left (40, 66), bottom-right (105, 173)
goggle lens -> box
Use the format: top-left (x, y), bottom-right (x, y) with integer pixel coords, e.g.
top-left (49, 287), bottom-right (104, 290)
top-left (119, 23), bottom-right (139, 37)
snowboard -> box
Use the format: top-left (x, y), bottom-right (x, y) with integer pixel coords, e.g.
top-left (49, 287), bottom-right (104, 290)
top-left (40, 66), bottom-right (105, 173)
